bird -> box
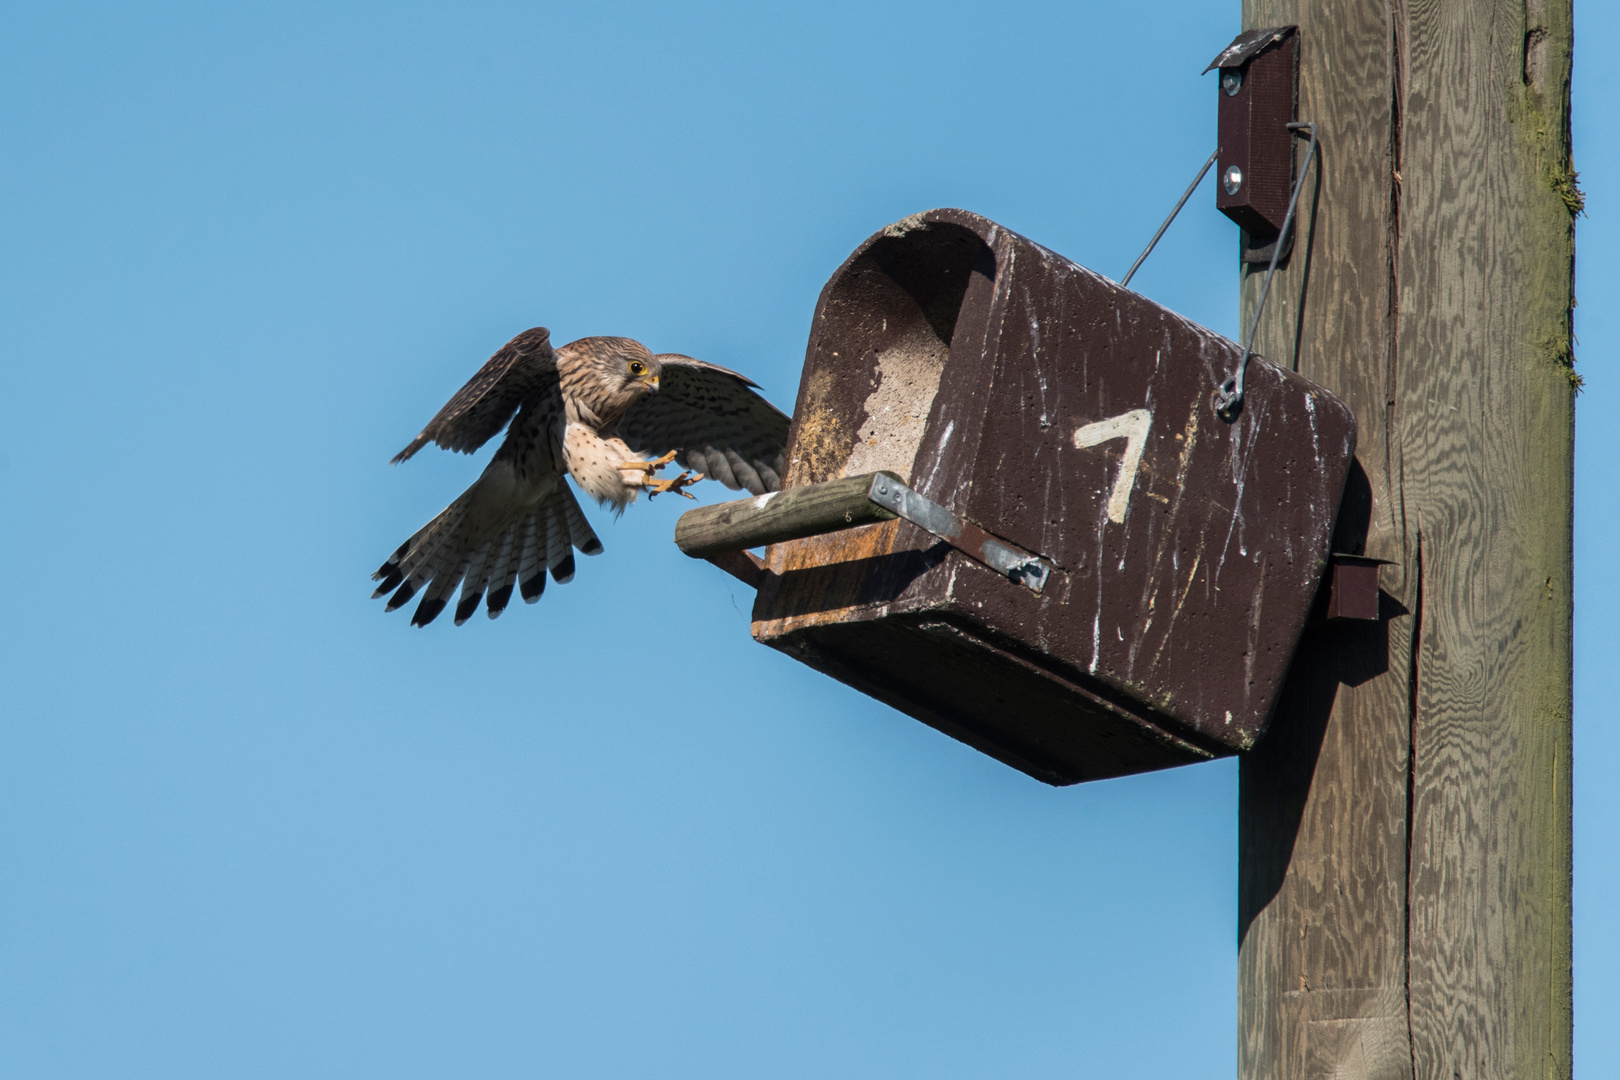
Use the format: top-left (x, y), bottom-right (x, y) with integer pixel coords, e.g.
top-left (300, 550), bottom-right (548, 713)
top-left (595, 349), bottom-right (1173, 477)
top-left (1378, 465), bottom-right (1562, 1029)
top-left (371, 327), bottom-right (791, 627)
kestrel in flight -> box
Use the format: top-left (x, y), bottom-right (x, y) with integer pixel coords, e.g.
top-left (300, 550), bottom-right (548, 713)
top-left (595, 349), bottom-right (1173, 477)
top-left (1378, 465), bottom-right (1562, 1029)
top-left (372, 328), bottom-right (790, 626)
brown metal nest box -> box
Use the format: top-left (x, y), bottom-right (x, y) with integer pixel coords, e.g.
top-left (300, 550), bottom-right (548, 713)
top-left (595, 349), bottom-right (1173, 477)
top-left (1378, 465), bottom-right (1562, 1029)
top-left (689, 208), bottom-right (1358, 786)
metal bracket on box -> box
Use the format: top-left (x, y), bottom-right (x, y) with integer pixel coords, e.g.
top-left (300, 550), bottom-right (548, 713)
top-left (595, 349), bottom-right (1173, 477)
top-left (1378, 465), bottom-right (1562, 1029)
top-left (1308, 554), bottom-right (1392, 624)
top-left (1120, 27), bottom-right (1306, 290)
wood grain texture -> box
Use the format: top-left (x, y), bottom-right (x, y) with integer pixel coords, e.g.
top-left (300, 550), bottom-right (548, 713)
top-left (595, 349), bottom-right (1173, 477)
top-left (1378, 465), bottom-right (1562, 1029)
top-left (673, 472), bottom-right (897, 558)
top-left (1238, 2), bottom-right (1416, 1077)
top-left (1396, 0), bottom-right (1574, 1076)
top-left (1236, 0), bottom-right (1575, 1077)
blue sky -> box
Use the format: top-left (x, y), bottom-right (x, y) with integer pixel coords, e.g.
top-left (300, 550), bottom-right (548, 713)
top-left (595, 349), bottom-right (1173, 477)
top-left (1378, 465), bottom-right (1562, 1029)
top-left (1, 2), bottom-right (1612, 1076)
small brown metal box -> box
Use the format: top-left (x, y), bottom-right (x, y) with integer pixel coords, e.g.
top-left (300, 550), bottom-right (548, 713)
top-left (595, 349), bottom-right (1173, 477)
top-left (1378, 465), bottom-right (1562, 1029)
top-left (750, 209), bottom-right (1357, 785)
top-left (1211, 26), bottom-right (1299, 242)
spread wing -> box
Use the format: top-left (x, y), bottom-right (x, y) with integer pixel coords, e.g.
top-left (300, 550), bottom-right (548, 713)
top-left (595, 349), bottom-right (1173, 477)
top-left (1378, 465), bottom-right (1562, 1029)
top-left (373, 396), bottom-right (599, 628)
top-left (392, 326), bottom-right (557, 463)
top-left (616, 354), bottom-right (791, 495)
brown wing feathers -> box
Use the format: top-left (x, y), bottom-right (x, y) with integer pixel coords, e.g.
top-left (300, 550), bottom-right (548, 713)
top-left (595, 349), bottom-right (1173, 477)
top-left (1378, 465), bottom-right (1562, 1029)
top-left (376, 332), bottom-right (789, 626)
top-left (391, 327), bottom-right (557, 463)
top-left (616, 354), bottom-right (790, 496)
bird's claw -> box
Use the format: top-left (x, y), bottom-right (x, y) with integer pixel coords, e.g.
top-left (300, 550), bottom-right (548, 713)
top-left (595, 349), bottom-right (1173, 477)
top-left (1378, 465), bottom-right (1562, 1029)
top-left (646, 471), bottom-right (704, 499)
top-left (620, 450), bottom-right (681, 474)
top-left (618, 450), bottom-right (701, 497)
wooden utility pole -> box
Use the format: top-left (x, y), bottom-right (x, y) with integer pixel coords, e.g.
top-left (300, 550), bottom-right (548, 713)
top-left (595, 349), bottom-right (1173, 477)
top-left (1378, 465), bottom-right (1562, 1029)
top-left (1237, 1), bottom-right (1576, 1077)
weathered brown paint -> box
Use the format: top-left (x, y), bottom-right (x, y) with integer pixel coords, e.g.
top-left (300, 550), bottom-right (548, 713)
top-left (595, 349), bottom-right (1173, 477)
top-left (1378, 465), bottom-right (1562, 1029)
top-left (750, 209), bottom-right (1357, 785)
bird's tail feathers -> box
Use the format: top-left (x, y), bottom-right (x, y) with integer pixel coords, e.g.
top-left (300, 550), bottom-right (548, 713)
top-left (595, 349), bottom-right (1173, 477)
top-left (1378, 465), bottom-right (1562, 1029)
top-left (371, 475), bottom-right (603, 627)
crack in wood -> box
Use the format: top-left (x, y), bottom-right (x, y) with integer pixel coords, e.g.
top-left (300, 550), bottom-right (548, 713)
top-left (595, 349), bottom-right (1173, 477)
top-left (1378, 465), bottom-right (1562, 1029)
top-left (1403, 529), bottom-right (1423, 1080)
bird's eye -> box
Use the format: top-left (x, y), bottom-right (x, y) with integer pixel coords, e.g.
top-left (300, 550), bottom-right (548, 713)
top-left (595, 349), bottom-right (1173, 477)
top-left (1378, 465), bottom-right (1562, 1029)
top-left (629, 361), bottom-right (645, 375)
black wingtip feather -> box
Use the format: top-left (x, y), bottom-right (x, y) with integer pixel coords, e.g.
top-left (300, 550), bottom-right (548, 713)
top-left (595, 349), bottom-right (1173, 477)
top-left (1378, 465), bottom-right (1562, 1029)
top-left (551, 553), bottom-right (576, 583)
top-left (411, 597), bottom-right (447, 627)
top-left (486, 584), bottom-right (514, 618)
top-left (580, 537), bottom-right (603, 556)
top-left (454, 592), bottom-right (483, 626)
top-left (371, 567), bottom-right (405, 596)
top-left (384, 580), bottom-right (418, 612)
top-left (520, 573), bottom-right (546, 603)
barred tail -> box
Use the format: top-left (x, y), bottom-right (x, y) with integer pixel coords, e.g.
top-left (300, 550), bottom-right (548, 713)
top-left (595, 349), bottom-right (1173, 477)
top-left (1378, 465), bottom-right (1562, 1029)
top-left (371, 468), bottom-right (603, 627)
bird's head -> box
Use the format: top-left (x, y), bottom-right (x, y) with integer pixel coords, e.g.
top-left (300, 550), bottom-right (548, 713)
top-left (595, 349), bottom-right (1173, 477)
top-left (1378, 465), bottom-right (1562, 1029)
top-left (621, 348), bottom-right (661, 394)
top-left (557, 336), bottom-right (663, 424)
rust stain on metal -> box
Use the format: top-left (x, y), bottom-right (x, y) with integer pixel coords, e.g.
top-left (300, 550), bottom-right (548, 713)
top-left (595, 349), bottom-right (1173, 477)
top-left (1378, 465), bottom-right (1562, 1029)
top-left (751, 208), bottom-right (1357, 785)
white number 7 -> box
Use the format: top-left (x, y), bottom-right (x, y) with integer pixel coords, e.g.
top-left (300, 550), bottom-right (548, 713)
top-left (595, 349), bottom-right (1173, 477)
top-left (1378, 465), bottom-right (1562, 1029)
top-left (1072, 408), bottom-right (1152, 524)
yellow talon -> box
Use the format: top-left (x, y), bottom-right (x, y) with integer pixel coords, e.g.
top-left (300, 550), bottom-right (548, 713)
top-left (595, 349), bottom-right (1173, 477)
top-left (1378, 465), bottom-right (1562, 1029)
top-left (646, 471), bottom-right (705, 499)
top-left (621, 450), bottom-right (681, 474)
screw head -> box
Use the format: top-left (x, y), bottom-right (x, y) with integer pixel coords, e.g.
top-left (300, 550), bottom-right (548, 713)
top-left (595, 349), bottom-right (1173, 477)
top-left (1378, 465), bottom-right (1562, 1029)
top-left (1223, 165), bottom-right (1244, 195)
top-left (1221, 69), bottom-right (1243, 96)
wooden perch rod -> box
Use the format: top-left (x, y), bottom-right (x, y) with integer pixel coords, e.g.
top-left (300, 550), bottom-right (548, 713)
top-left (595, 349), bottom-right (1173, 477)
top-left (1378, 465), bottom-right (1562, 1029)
top-left (674, 472), bottom-right (900, 559)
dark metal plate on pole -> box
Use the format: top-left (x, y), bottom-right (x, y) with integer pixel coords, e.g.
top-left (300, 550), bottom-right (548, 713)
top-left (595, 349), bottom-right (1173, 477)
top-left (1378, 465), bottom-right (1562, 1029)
top-left (747, 208), bottom-right (1357, 786)
top-left (1208, 26), bottom-right (1299, 262)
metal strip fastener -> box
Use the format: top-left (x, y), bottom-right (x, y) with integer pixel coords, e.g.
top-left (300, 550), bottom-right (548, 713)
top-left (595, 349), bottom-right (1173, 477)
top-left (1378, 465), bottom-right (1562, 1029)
top-left (866, 475), bottom-right (1053, 595)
